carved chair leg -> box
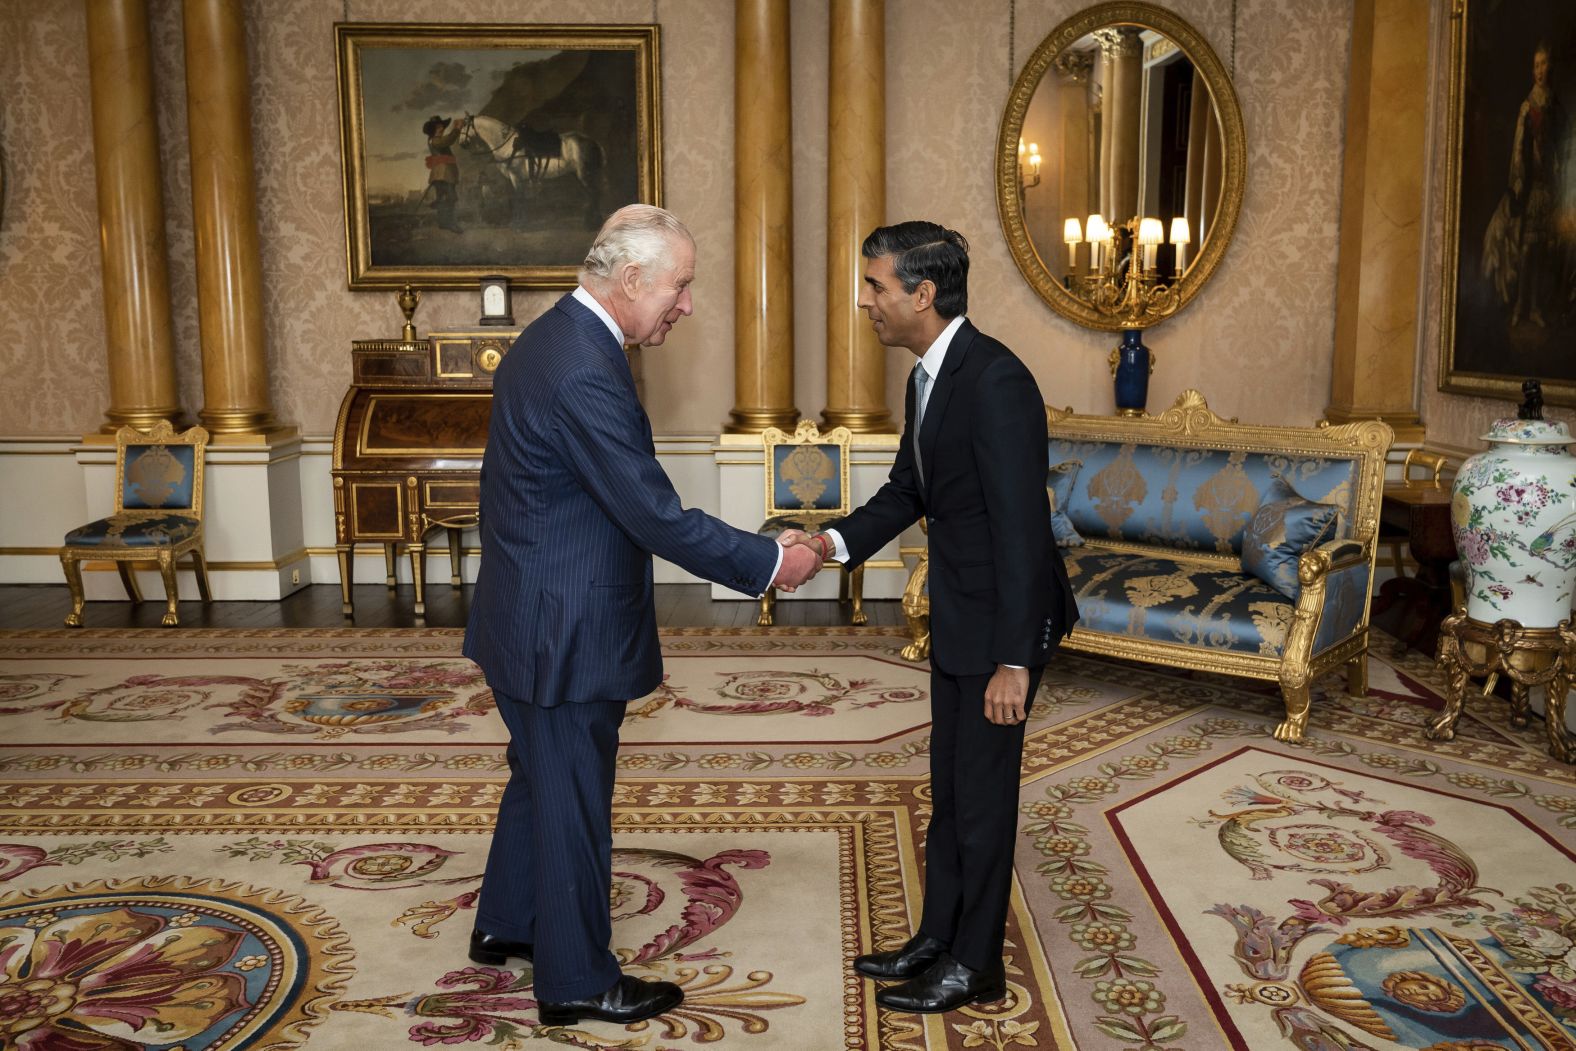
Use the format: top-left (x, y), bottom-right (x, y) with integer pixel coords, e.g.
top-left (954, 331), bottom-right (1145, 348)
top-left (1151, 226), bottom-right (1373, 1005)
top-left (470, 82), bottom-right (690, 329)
top-left (384, 543), bottom-right (398, 588)
top-left (447, 527), bottom-right (464, 587)
top-left (757, 589), bottom-right (775, 627)
top-left (849, 564), bottom-right (867, 626)
top-left (1345, 653), bottom-right (1368, 697)
top-left (157, 550), bottom-right (180, 627)
top-left (115, 561), bottom-right (143, 604)
top-left (337, 544), bottom-right (355, 617)
top-left (190, 549), bottom-right (212, 603)
top-left (1273, 681), bottom-right (1312, 743)
top-left (60, 553), bottom-right (86, 628)
top-left (409, 544), bottom-right (427, 619)
top-left (900, 611), bottom-right (931, 662)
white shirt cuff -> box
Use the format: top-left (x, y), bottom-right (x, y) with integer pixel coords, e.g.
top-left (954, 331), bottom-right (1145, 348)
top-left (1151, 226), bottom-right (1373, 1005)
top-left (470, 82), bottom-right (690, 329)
top-left (822, 528), bottom-right (851, 564)
top-left (761, 543), bottom-right (785, 598)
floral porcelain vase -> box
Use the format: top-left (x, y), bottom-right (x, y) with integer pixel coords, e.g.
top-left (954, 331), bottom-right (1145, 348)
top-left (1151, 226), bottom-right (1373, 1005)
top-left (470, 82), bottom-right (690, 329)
top-left (1451, 416), bottom-right (1576, 627)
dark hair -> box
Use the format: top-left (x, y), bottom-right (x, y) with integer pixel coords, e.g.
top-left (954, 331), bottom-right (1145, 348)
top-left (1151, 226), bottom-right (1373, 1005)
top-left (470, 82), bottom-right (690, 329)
top-left (861, 221), bottom-right (970, 319)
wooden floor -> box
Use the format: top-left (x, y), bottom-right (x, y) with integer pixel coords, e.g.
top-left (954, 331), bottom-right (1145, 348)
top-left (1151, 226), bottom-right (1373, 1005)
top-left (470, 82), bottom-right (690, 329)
top-left (0, 583), bottom-right (905, 631)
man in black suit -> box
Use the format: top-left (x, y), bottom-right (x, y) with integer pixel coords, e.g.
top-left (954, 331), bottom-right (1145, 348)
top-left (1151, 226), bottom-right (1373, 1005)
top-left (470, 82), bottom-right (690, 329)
top-left (464, 205), bottom-right (821, 1026)
top-left (802, 221), bottom-right (1078, 1013)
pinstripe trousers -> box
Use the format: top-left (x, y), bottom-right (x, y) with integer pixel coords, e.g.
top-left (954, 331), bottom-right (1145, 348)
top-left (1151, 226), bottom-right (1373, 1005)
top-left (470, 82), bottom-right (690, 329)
top-left (476, 691), bottom-right (627, 1001)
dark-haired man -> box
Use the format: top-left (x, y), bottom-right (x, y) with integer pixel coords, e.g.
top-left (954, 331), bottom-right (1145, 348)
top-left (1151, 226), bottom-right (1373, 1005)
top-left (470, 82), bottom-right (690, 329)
top-left (793, 221), bottom-right (1078, 1013)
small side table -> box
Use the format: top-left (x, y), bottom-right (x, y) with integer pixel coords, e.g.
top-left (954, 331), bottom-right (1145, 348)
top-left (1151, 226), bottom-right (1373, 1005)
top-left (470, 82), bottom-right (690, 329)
top-left (1427, 613), bottom-right (1574, 763)
top-left (1373, 486), bottom-right (1455, 655)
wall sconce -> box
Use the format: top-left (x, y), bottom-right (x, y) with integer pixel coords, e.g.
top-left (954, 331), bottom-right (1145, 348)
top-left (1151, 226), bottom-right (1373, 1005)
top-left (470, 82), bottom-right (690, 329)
top-left (1017, 138), bottom-right (1041, 204)
top-left (1063, 217), bottom-right (1082, 272)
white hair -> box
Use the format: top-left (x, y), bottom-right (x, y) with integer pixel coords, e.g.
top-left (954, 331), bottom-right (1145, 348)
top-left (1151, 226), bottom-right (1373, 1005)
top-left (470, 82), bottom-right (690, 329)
top-left (580, 204), bottom-right (693, 287)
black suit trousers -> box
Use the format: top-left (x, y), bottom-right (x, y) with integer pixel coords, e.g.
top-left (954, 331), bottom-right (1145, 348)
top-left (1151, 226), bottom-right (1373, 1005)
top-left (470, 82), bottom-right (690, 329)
top-left (918, 664), bottom-right (1045, 971)
top-left (476, 691), bottom-right (626, 1002)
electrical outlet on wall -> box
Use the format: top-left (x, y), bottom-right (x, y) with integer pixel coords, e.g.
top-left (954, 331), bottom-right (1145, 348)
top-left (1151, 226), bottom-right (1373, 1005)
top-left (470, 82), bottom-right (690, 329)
top-left (290, 569), bottom-right (301, 585)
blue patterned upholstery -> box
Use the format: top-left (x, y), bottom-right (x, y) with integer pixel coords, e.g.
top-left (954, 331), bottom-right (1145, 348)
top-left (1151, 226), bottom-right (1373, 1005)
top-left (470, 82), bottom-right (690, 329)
top-left (1241, 476), bottom-right (1340, 600)
top-left (64, 513), bottom-right (199, 548)
top-left (1063, 547), bottom-right (1297, 657)
top-left (1313, 561), bottom-right (1371, 653)
top-left (770, 444), bottom-right (843, 512)
top-left (122, 444), bottom-right (197, 510)
top-left (1048, 460), bottom-right (1085, 547)
top-left (1045, 438), bottom-right (1359, 555)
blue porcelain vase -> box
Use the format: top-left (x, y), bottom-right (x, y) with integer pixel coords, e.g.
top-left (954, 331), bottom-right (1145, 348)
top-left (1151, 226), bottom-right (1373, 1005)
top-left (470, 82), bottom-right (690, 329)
top-left (1112, 329), bottom-right (1150, 416)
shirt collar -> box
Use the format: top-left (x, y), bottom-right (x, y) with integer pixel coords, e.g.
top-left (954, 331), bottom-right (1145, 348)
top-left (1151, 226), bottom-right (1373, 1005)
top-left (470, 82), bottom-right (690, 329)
top-left (572, 285), bottom-right (626, 348)
top-left (917, 315), bottom-right (967, 380)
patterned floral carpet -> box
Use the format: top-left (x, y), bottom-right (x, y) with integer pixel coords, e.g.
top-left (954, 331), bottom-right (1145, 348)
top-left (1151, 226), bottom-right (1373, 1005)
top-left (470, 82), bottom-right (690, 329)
top-left (0, 626), bottom-right (1573, 1050)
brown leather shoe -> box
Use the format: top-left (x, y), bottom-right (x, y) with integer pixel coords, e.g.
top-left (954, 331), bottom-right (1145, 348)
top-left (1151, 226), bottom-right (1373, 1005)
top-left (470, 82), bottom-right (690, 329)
top-left (853, 932), bottom-right (949, 980)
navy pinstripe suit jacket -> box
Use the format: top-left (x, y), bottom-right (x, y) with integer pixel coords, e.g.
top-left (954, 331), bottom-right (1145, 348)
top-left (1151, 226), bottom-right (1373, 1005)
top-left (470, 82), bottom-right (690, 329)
top-left (464, 293), bottom-right (780, 706)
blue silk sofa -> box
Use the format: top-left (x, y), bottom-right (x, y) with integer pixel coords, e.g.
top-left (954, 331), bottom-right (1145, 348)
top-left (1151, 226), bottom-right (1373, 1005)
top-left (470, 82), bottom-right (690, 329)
top-left (901, 389), bottom-right (1393, 743)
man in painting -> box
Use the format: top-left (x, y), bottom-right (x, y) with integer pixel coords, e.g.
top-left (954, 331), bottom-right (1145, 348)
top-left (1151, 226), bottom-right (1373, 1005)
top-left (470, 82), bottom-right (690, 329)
top-left (1482, 42), bottom-right (1570, 328)
top-left (787, 221), bottom-right (1079, 1013)
top-left (463, 205), bottom-right (821, 1025)
top-left (422, 114), bottom-right (466, 234)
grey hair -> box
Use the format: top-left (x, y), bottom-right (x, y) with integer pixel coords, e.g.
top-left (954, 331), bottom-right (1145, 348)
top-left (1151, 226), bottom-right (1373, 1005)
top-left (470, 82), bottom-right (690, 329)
top-left (580, 205), bottom-right (693, 286)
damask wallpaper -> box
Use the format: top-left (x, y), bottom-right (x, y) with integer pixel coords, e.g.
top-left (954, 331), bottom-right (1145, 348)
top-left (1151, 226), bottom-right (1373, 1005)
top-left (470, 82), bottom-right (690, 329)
top-left (2, 0), bottom-right (1357, 438)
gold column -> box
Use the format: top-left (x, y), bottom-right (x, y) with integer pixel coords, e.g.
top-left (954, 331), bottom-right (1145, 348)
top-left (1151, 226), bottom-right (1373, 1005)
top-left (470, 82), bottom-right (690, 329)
top-left (184, 0), bottom-right (280, 437)
top-left (727, 0), bottom-right (798, 433)
top-left (823, 0), bottom-right (891, 433)
top-left (1327, 0), bottom-right (1428, 440)
top-left (86, 0), bottom-right (181, 432)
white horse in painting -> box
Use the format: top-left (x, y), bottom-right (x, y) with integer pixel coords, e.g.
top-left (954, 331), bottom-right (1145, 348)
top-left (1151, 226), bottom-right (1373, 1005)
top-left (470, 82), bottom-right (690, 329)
top-left (459, 114), bottom-right (605, 228)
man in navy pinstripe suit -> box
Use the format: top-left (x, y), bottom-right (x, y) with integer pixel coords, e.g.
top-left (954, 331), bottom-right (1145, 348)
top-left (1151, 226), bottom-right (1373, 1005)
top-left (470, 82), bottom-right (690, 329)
top-left (464, 205), bottom-right (822, 1025)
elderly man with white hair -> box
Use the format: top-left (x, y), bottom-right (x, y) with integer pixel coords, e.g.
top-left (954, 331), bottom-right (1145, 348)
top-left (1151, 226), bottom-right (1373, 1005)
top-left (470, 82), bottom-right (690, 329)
top-left (463, 205), bottom-right (821, 1024)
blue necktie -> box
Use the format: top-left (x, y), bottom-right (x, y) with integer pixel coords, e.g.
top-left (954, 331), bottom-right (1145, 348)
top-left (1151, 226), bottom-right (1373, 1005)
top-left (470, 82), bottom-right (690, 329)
top-left (913, 361), bottom-right (931, 483)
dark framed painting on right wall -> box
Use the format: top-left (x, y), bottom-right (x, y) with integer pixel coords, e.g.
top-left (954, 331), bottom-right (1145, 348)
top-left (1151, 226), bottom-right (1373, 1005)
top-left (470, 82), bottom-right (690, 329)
top-left (1440, 0), bottom-right (1576, 405)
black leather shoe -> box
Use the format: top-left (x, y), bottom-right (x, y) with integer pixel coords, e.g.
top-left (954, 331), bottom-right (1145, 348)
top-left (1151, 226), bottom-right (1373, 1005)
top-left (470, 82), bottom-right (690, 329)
top-left (875, 953), bottom-right (1006, 1013)
top-left (468, 929), bottom-right (533, 966)
top-left (854, 932), bottom-right (949, 980)
top-left (537, 974), bottom-right (683, 1025)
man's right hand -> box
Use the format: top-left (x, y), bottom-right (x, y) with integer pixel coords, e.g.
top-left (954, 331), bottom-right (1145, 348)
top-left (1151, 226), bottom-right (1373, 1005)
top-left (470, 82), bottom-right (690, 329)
top-left (772, 541), bottom-right (822, 592)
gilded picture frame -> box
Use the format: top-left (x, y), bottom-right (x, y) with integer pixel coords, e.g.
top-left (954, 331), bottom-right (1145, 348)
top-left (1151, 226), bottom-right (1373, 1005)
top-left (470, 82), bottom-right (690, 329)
top-left (335, 22), bottom-right (662, 290)
top-left (1438, 0), bottom-right (1576, 404)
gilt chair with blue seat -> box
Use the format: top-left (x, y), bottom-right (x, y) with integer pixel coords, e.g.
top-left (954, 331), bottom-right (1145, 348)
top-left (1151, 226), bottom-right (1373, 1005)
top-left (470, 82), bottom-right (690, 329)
top-left (60, 422), bottom-right (212, 627)
top-left (756, 420), bottom-right (863, 627)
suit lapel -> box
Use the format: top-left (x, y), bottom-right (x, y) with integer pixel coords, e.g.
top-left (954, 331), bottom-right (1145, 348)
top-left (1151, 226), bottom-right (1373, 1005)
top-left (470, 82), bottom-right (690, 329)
top-left (917, 321), bottom-right (975, 497)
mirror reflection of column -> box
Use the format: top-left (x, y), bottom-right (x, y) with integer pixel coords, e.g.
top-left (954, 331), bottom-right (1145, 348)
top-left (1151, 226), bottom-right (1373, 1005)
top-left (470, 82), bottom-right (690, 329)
top-left (996, 2), bottom-right (1244, 333)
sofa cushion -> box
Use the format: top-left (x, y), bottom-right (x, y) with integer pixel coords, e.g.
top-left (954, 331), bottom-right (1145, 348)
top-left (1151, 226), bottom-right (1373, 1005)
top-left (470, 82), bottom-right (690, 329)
top-left (1048, 460), bottom-right (1085, 547)
top-left (1062, 547), bottom-right (1296, 657)
top-left (1046, 438), bottom-right (1359, 555)
top-left (1241, 476), bottom-right (1339, 600)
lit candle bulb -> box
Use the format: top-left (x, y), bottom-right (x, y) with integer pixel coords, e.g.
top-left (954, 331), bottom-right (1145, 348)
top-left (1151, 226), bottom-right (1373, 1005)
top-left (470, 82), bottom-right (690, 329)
top-left (1086, 215), bottom-right (1108, 271)
top-left (1063, 217), bottom-right (1082, 272)
top-left (1138, 217), bottom-right (1164, 272)
top-left (1170, 216), bottom-right (1191, 274)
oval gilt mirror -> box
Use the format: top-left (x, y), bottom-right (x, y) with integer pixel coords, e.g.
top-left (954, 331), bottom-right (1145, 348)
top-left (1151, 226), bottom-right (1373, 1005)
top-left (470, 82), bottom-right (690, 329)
top-left (997, 2), bottom-right (1245, 330)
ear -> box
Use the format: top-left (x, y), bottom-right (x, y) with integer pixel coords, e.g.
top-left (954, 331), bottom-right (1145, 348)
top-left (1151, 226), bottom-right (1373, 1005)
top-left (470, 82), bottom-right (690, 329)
top-left (914, 279), bottom-right (936, 313)
top-left (618, 263), bottom-right (644, 301)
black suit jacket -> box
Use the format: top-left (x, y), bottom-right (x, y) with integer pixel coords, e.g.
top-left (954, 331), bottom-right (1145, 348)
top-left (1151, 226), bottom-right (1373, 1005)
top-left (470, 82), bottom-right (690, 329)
top-left (464, 293), bottom-right (781, 705)
top-left (834, 321), bottom-right (1078, 675)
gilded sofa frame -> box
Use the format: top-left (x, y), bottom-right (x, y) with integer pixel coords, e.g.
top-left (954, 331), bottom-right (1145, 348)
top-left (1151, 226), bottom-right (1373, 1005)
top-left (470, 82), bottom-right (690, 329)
top-left (59, 422), bottom-right (212, 628)
top-left (901, 390), bottom-right (1393, 743)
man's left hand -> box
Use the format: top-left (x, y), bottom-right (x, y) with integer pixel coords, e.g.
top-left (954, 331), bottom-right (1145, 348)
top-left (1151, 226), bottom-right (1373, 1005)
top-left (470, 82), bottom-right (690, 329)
top-left (984, 665), bottom-right (1030, 726)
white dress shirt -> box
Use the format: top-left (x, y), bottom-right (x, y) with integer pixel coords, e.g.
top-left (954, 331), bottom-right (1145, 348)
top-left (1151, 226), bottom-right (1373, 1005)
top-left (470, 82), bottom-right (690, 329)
top-left (571, 284), bottom-right (784, 592)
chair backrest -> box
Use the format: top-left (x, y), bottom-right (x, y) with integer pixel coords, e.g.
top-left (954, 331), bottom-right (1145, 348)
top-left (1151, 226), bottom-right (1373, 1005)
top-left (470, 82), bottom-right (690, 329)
top-left (761, 419), bottom-right (853, 517)
top-left (115, 422), bottom-right (209, 516)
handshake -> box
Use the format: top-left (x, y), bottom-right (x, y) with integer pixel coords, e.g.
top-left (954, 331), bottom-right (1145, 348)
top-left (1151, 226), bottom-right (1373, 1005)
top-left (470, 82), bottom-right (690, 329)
top-left (770, 529), bottom-right (832, 592)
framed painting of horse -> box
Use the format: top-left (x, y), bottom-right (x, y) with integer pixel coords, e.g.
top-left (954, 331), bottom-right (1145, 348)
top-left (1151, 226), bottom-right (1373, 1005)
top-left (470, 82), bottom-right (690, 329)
top-left (1438, 0), bottom-right (1576, 405)
top-left (335, 23), bottom-right (661, 290)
